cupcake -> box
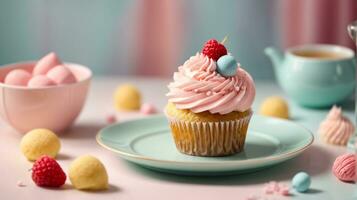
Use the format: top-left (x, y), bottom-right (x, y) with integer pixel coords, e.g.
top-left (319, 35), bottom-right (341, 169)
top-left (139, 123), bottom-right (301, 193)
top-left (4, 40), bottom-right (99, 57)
top-left (165, 39), bottom-right (256, 156)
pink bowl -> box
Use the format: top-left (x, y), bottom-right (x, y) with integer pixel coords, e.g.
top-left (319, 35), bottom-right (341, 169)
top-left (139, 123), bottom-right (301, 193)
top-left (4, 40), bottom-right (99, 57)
top-left (0, 61), bottom-right (92, 133)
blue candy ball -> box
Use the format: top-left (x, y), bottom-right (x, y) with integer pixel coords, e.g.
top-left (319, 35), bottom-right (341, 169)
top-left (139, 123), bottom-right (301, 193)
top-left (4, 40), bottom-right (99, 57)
top-left (216, 55), bottom-right (237, 77)
top-left (292, 172), bottom-right (311, 192)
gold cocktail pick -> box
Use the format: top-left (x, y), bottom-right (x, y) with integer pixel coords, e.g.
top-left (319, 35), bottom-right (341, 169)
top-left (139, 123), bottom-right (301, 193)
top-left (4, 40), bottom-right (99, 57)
top-left (221, 35), bottom-right (229, 44)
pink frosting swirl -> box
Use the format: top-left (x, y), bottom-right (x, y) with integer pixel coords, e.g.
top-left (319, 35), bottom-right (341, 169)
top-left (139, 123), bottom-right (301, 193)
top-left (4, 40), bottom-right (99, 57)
top-left (318, 106), bottom-right (355, 146)
top-left (332, 153), bottom-right (356, 182)
top-left (167, 53), bottom-right (255, 114)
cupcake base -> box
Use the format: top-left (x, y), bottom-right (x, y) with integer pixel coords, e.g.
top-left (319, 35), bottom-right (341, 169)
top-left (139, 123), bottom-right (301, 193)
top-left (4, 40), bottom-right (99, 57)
top-left (167, 113), bottom-right (252, 157)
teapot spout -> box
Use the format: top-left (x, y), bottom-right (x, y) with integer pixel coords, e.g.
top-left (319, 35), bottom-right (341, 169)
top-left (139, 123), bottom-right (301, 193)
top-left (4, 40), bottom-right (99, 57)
top-left (264, 47), bottom-right (284, 73)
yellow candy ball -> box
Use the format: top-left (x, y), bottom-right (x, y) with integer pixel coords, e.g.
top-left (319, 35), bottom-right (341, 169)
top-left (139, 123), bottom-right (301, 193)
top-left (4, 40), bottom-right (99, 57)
top-left (20, 129), bottom-right (61, 161)
top-left (259, 96), bottom-right (289, 119)
top-left (69, 155), bottom-right (108, 190)
top-left (114, 84), bottom-right (141, 111)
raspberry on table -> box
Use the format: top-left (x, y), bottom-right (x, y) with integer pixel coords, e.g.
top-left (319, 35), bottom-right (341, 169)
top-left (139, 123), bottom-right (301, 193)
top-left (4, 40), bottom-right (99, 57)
top-left (31, 155), bottom-right (66, 187)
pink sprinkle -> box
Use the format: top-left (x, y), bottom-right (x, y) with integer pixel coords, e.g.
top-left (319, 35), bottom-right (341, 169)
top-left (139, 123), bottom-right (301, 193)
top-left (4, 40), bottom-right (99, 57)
top-left (106, 114), bottom-right (117, 124)
top-left (263, 185), bottom-right (274, 194)
top-left (263, 181), bottom-right (280, 194)
top-left (140, 103), bottom-right (157, 115)
top-left (279, 186), bottom-right (290, 196)
top-left (270, 181), bottom-right (280, 191)
top-left (17, 181), bottom-right (26, 187)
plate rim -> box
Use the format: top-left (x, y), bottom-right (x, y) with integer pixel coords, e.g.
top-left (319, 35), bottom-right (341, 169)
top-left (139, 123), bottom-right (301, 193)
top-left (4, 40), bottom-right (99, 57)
top-left (96, 114), bottom-right (314, 166)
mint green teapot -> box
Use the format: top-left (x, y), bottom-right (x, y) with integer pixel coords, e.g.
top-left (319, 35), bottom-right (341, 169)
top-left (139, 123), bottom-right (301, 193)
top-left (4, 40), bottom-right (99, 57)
top-left (265, 44), bottom-right (356, 108)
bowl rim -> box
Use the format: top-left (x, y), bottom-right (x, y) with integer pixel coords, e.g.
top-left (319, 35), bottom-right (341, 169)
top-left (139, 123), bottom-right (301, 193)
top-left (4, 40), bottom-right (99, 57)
top-left (0, 61), bottom-right (92, 90)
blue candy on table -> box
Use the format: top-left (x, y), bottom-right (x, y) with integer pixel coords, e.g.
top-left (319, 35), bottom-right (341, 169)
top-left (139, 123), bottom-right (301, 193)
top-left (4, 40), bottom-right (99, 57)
top-left (216, 55), bottom-right (238, 77)
top-left (292, 172), bottom-right (311, 192)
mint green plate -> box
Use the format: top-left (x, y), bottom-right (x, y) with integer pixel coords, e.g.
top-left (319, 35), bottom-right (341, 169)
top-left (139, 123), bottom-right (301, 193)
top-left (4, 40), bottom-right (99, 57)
top-left (97, 115), bottom-right (314, 175)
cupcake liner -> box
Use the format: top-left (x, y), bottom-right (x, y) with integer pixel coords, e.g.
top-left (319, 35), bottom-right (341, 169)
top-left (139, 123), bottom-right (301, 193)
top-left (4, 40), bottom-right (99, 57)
top-left (166, 112), bottom-right (252, 157)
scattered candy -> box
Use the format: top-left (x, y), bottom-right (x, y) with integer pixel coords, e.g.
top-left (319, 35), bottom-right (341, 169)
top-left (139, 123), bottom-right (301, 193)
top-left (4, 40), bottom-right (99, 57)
top-left (4, 69), bottom-right (32, 86)
top-left (114, 84), bottom-right (141, 111)
top-left (106, 114), bottom-right (117, 124)
top-left (263, 181), bottom-right (290, 196)
top-left (201, 39), bottom-right (227, 61)
top-left (33, 52), bottom-right (62, 75)
top-left (263, 181), bottom-right (277, 194)
top-left (292, 172), bottom-right (311, 192)
top-left (263, 186), bottom-right (274, 194)
top-left (332, 153), bottom-right (356, 182)
top-left (20, 128), bottom-right (61, 161)
top-left (259, 96), bottom-right (289, 119)
top-left (216, 55), bottom-right (238, 77)
top-left (46, 65), bottom-right (77, 85)
top-left (140, 103), bottom-right (157, 115)
top-left (32, 155), bottom-right (66, 187)
top-left (278, 185), bottom-right (290, 196)
top-left (69, 155), bottom-right (108, 190)
top-left (245, 182), bottom-right (291, 200)
top-left (27, 75), bottom-right (56, 88)
top-left (16, 180), bottom-right (26, 187)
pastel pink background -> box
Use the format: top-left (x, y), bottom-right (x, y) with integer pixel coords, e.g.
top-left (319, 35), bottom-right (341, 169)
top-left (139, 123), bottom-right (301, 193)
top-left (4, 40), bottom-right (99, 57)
top-left (0, 0), bottom-right (356, 79)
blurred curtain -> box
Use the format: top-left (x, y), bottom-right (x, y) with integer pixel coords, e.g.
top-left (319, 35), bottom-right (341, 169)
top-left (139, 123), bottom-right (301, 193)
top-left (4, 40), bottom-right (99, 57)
top-left (130, 0), bottom-right (276, 78)
top-left (133, 0), bottom-right (183, 77)
top-left (281, 0), bottom-right (357, 49)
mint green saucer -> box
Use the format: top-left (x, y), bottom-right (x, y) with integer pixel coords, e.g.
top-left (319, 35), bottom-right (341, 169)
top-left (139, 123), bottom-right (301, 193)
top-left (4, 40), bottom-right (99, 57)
top-left (97, 115), bottom-right (313, 175)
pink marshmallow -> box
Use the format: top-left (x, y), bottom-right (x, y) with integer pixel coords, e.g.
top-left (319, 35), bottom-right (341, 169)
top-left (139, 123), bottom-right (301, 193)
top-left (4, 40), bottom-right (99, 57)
top-left (27, 75), bottom-right (56, 88)
top-left (4, 69), bottom-right (32, 86)
top-left (140, 103), bottom-right (157, 115)
top-left (46, 65), bottom-right (77, 85)
top-left (33, 52), bottom-right (62, 75)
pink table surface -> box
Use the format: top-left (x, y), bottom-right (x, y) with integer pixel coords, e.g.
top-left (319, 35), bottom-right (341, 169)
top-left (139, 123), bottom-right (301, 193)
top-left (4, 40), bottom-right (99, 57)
top-left (1, 77), bottom-right (356, 200)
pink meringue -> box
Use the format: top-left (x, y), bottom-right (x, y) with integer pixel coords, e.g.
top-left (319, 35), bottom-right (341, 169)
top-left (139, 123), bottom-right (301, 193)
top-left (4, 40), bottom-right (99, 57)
top-left (318, 106), bottom-right (355, 146)
top-left (33, 52), bottom-right (62, 75)
top-left (332, 153), bottom-right (356, 182)
top-left (27, 75), bottom-right (56, 88)
top-left (4, 69), bottom-right (32, 86)
top-left (46, 65), bottom-right (77, 85)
